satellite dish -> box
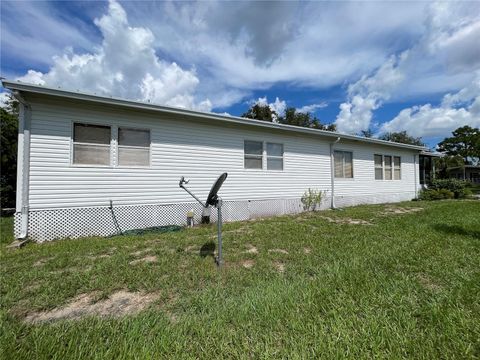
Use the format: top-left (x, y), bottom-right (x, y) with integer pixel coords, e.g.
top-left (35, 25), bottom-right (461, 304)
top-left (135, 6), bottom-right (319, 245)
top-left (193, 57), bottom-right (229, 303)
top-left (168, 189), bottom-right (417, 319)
top-left (179, 172), bottom-right (228, 267)
top-left (206, 172), bottom-right (228, 206)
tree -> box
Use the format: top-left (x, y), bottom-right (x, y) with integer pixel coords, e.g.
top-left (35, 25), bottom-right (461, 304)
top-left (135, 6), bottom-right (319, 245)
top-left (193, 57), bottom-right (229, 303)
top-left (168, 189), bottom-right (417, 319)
top-left (434, 155), bottom-right (465, 179)
top-left (1, 93), bottom-right (19, 209)
top-left (437, 126), bottom-right (480, 165)
top-left (241, 104), bottom-right (276, 122)
top-left (360, 129), bottom-right (373, 138)
top-left (277, 107), bottom-right (336, 131)
top-left (379, 131), bottom-right (424, 146)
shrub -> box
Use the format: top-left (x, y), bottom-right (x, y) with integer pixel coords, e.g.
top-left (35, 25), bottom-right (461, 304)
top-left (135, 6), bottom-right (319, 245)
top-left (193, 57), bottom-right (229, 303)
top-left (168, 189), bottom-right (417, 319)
top-left (419, 188), bottom-right (454, 201)
top-left (429, 179), bottom-right (467, 198)
top-left (301, 189), bottom-right (325, 211)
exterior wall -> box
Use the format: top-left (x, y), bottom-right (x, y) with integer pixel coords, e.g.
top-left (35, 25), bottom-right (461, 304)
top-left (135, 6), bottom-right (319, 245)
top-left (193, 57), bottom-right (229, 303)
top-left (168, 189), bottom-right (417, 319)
top-left (17, 94), bottom-right (420, 241)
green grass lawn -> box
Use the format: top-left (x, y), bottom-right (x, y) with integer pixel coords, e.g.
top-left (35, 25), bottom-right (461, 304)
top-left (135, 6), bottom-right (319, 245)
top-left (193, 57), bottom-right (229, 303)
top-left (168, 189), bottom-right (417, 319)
top-left (1, 200), bottom-right (479, 359)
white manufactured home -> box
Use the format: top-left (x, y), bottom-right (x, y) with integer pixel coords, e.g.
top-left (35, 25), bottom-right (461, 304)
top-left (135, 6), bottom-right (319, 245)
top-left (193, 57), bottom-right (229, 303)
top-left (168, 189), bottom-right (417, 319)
top-left (3, 80), bottom-right (428, 242)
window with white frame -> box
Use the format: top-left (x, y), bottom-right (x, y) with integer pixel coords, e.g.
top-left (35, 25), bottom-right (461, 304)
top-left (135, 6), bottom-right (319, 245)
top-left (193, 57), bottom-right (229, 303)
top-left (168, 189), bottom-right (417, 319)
top-left (374, 154), bottom-right (383, 180)
top-left (266, 142), bottom-right (284, 170)
top-left (374, 154), bottom-right (401, 180)
top-left (118, 128), bottom-right (151, 166)
top-left (73, 123), bottom-right (111, 165)
top-left (393, 156), bottom-right (401, 180)
top-left (334, 150), bottom-right (353, 178)
top-left (244, 140), bottom-right (263, 169)
top-left (384, 155), bottom-right (393, 180)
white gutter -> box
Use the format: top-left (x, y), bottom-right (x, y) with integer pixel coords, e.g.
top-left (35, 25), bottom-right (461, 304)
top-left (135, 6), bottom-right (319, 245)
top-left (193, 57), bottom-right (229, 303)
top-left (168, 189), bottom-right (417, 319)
top-left (330, 137), bottom-right (341, 209)
top-left (13, 91), bottom-right (31, 239)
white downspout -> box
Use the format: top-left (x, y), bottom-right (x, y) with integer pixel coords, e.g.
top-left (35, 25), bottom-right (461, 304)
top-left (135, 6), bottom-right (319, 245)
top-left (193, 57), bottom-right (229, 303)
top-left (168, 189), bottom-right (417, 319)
top-left (330, 137), bottom-right (341, 209)
top-left (413, 153), bottom-right (418, 199)
top-left (14, 91), bottom-right (31, 239)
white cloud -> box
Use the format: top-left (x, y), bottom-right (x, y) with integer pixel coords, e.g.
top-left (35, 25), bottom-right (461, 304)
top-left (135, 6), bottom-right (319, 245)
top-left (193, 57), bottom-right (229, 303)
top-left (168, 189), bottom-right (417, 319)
top-left (255, 96), bottom-right (286, 120)
top-left (335, 55), bottom-right (405, 133)
top-left (14, 0), bottom-right (211, 111)
top-left (297, 102), bottom-right (328, 114)
top-left (380, 74), bottom-right (480, 137)
top-left (335, 1), bottom-right (480, 135)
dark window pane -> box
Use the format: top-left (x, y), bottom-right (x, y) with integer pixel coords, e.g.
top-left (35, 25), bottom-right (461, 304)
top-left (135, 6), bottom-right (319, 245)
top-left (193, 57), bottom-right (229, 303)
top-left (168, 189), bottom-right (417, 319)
top-left (244, 140), bottom-right (263, 155)
top-left (245, 156), bottom-right (262, 169)
top-left (267, 158), bottom-right (283, 170)
top-left (118, 128), bottom-right (150, 147)
top-left (74, 123), bottom-right (110, 144)
top-left (267, 143), bottom-right (283, 157)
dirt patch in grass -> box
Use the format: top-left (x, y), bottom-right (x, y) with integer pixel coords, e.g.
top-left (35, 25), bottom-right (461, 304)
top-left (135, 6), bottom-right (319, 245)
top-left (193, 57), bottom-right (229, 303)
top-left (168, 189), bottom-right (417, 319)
top-left (242, 260), bottom-right (255, 269)
top-left (24, 290), bottom-right (159, 323)
top-left (129, 255), bottom-right (157, 265)
top-left (303, 247), bottom-right (312, 254)
top-left (320, 216), bottom-right (373, 225)
top-left (417, 274), bottom-right (443, 292)
top-left (225, 226), bottom-right (252, 235)
top-left (88, 254), bottom-right (111, 260)
top-left (273, 261), bottom-right (285, 273)
top-left (33, 257), bottom-right (54, 267)
top-left (268, 249), bottom-right (289, 254)
top-left (382, 207), bottom-right (424, 216)
top-left (184, 245), bottom-right (198, 253)
top-left (244, 244), bottom-right (258, 254)
top-left (130, 248), bottom-right (153, 257)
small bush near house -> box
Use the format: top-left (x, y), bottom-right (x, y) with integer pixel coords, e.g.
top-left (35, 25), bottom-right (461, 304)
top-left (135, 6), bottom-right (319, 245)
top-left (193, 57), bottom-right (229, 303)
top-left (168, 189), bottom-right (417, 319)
top-left (419, 188), bottom-right (455, 201)
top-left (301, 188), bottom-right (325, 211)
top-left (429, 179), bottom-right (469, 198)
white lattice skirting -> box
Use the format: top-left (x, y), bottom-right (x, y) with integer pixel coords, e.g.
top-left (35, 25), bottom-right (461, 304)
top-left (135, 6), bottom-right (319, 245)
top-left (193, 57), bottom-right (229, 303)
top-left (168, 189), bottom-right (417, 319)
top-left (15, 192), bottom-right (415, 242)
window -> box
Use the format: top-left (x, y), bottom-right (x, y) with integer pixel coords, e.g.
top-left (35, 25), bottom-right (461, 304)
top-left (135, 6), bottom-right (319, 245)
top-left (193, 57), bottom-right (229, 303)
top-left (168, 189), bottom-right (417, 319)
top-left (244, 140), bottom-right (263, 169)
top-left (118, 128), bottom-right (150, 166)
top-left (267, 143), bottom-right (283, 170)
top-left (374, 154), bottom-right (383, 180)
top-left (375, 154), bottom-right (401, 180)
top-left (73, 123), bottom-right (111, 165)
top-left (334, 150), bottom-right (353, 178)
top-left (393, 156), bottom-right (401, 180)
top-left (384, 155), bottom-right (393, 180)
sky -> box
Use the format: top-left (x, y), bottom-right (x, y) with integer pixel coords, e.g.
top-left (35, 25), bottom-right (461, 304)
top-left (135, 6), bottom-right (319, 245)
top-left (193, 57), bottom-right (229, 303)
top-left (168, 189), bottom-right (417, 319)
top-left (1, 0), bottom-right (479, 148)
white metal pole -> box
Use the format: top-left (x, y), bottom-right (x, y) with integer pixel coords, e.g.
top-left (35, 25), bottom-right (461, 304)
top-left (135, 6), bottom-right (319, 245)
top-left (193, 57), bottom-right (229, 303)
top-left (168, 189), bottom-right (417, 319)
top-left (217, 199), bottom-right (223, 268)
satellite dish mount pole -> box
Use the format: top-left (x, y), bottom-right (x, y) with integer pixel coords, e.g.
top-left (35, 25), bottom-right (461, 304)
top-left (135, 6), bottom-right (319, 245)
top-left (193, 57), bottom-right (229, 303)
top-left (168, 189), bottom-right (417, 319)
top-left (215, 197), bottom-right (223, 267)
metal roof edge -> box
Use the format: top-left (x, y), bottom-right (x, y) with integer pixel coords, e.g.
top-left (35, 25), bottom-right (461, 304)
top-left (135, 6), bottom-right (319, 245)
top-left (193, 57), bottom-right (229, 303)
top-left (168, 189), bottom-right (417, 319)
top-left (2, 79), bottom-right (427, 151)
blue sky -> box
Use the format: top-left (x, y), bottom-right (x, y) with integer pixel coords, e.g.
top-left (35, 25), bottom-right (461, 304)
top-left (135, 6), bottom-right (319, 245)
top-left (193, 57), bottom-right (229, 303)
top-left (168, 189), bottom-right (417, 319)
top-left (1, 1), bottom-right (479, 148)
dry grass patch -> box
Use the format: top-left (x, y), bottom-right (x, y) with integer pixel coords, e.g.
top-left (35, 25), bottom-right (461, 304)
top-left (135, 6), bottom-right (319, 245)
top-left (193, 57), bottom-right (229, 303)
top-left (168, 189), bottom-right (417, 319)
top-left (129, 255), bottom-right (158, 265)
top-left (32, 257), bottom-right (54, 267)
top-left (268, 249), bottom-right (289, 254)
top-left (303, 247), bottom-right (312, 254)
top-left (320, 216), bottom-right (373, 225)
top-left (382, 207), bottom-right (424, 216)
top-left (244, 244), bottom-right (258, 254)
top-left (242, 260), bottom-right (255, 269)
top-left (24, 290), bottom-right (159, 324)
top-left (130, 248), bottom-right (153, 257)
top-left (417, 273), bottom-right (443, 292)
top-left (273, 261), bottom-right (285, 273)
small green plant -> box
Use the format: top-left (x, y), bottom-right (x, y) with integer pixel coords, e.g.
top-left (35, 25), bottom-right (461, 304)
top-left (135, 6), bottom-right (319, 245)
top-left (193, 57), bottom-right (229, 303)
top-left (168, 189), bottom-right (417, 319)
top-left (301, 188), bottom-right (325, 211)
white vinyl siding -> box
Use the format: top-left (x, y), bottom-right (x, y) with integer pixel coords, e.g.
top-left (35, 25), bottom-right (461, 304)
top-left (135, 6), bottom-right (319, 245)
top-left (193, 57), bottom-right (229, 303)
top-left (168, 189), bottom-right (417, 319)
top-left (118, 128), bottom-right (150, 167)
top-left (334, 150), bottom-right (353, 178)
top-left (24, 94), bottom-right (419, 210)
top-left (73, 123), bottom-right (111, 166)
top-left (266, 142), bottom-right (283, 171)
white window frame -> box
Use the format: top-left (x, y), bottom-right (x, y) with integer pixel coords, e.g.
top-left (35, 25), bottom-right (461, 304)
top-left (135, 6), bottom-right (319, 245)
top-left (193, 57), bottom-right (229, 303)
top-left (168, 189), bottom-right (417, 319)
top-left (334, 150), bottom-right (354, 179)
top-left (71, 121), bottom-right (113, 168)
top-left (70, 121), bottom-right (152, 168)
top-left (374, 154), bottom-right (402, 181)
top-left (116, 126), bottom-right (152, 168)
top-left (243, 140), bottom-right (284, 172)
top-left (266, 142), bottom-right (284, 171)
